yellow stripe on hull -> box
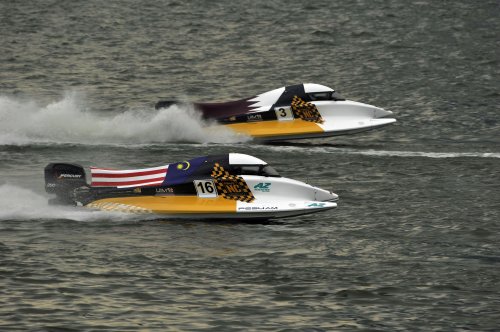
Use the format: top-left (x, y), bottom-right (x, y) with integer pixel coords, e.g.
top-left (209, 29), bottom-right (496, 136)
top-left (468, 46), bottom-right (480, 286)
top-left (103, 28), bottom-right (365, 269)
top-left (224, 119), bottom-right (323, 138)
top-left (86, 196), bottom-right (237, 215)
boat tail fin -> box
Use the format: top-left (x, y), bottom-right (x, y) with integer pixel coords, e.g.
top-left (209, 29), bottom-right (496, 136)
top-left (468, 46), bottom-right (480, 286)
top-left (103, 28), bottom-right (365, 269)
top-left (44, 163), bottom-right (88, 205)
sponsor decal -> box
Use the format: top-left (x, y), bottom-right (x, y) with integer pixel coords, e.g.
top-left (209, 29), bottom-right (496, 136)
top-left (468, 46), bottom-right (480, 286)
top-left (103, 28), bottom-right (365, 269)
top-left (176, 161), bottom-right (190, 171)
top-left (58, 173), bottom-right (82, 179)
top-left (211, 163), bottom-right (255, 203)
top-left (155, 187), bottom-right (174, 194)
top-left (291, 96), bottom-right (324, 124)
top-left (253, 182), bottom-right (271, 192)
top-left (133, 188), bottom-right (142, 193)
top-left (238, 206), bottom-right (278, 211)
top-left (247, 114), bottom-right (263, 122)
top-left (307, 202), bottom-right (326, 208)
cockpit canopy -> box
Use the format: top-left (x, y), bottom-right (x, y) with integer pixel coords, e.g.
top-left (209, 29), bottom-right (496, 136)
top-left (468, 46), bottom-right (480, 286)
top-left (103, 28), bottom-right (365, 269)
top-left (307, 91), bottom-right (344, 101)
top-left (226, 153), bottom-right (281, 177)
top-left (228, 164), bottom-right (281, 177)
top-left (303, 83), bottom-right (345, 101)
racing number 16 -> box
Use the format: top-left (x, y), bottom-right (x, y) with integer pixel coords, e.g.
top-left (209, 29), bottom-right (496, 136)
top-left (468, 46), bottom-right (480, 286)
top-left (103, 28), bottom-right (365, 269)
top-left (194, 180), bottom-right (217, 198)
top-left (274, 107), bottom-right (294, 121)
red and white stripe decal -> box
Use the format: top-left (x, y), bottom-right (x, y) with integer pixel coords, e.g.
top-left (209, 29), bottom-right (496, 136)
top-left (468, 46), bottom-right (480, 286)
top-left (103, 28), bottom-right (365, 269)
top-left (90, 165), bottom-right (168, 188)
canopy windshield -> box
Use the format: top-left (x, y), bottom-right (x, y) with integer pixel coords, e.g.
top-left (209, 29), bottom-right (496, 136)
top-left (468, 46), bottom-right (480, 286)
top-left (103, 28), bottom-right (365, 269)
top-left (229, 164), bottom-right (281, 177)
top-left (307, 91), bottom-right (345, 101)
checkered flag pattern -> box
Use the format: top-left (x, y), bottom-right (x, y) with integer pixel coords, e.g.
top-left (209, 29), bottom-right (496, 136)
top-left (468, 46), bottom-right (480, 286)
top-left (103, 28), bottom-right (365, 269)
top-left (211, 163), bottom-right (255, 203)
top-left (211, 163), bottom-right (231, 178)
top-left (291, 96), bottom-right (325, 124)
top-left (87, 201), bottom-right (152, 214)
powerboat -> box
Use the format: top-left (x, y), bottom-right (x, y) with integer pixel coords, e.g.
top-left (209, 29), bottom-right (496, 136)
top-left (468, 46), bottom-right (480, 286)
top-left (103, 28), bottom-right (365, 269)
top-left (44, 153), bottom-right (338, 220)
top-left (155, 83), bottom-right (396, 141)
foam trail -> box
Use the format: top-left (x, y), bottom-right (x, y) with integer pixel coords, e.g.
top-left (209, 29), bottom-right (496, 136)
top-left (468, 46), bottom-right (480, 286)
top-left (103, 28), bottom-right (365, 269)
top-left (260, 146), bottom-right (500, 159)
top-left (0, 92), bottom-right (250, 146)
top-left (331, 148), bottom-right (500, 159)
top-left (0, 184), bottom-right (148, 221)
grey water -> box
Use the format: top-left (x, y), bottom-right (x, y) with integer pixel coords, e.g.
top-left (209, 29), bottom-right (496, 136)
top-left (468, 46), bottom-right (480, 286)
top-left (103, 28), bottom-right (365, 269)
top-left (1, 0), bottom-right (499, 330)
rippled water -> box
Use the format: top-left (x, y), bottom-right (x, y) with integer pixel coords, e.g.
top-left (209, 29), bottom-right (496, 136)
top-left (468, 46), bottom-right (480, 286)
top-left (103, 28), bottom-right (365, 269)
top-left (1, 0), bottom-right (499, 330)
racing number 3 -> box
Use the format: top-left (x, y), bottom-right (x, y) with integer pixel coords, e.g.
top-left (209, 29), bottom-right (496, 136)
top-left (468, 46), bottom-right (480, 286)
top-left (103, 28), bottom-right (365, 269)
top-left (194, 180), bottom-right (217, 198)
top-left (274, 107), bottom-right (294, 121)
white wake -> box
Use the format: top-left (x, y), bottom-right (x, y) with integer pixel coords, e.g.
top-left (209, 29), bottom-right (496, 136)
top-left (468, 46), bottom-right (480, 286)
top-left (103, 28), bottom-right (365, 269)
top-left (0, 184), bottom-right (147, 221)
top-left (0, 92), bottom-right (249, 146)
top-left (260, 145), bottom-right (500, 159)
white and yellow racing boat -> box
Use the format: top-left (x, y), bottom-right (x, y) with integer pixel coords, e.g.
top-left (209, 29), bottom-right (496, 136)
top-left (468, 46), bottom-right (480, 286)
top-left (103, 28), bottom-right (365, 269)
top-left (156, 83), bottom-right (396, 141)
top-left (44, 153), bottom-right (338, 220)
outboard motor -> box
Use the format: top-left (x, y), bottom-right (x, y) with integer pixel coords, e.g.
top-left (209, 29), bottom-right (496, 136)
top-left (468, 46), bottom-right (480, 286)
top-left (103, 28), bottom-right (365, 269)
top-left (44, 163), bottom-right (87, 205)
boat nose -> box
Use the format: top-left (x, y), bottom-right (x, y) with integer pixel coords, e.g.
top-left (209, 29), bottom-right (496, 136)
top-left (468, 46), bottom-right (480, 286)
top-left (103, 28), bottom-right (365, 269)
top-left (315, 188), bottom-right (339, 202)
top-left (373, 106), bottom-right (394, 119)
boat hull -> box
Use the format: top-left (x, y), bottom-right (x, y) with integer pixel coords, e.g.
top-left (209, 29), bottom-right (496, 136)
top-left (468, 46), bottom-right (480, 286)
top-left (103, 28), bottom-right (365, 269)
top-left (85, 195), bottom-right (337, 219)
top-left (223, 100), bottom-right (396, 141)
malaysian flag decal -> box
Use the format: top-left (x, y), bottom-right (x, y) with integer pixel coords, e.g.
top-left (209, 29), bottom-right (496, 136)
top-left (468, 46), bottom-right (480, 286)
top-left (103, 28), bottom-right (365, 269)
top-left (90, 165), bottom-right (169, 188)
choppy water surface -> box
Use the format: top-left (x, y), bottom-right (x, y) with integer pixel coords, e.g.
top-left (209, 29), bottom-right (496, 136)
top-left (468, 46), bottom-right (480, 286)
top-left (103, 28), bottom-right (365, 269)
top-left (1, 0), bottom-right (499, 330)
